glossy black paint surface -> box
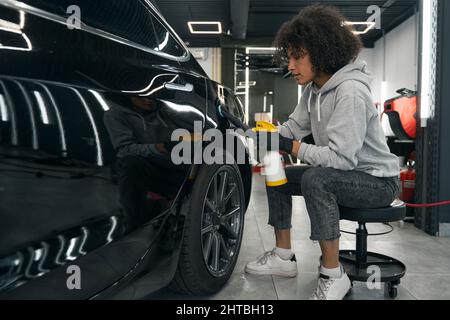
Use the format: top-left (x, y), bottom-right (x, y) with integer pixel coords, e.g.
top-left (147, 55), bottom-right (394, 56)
top-left (0, 0), bottom-right (249, 299)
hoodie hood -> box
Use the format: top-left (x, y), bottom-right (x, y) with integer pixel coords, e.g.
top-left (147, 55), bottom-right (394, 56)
top-left (109, 99), bottom-right (149, 132)
top-left (307, 61), bottom-right (373, 122)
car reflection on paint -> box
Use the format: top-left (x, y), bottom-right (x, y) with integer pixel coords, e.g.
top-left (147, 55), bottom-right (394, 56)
top-left (0, 0), bottom-right (251, 299)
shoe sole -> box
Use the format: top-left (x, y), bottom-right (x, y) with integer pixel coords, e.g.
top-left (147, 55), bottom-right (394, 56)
top-left (244, 267), bottom-right (298, 278)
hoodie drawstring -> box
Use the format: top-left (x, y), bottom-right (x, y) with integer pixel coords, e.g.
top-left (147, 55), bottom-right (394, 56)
top-left (317, 92), bottom-right (322, 122)
top-left (307, 89), bottom-right (322, 122)
top-left (307, 90), bottom-right (312, 113)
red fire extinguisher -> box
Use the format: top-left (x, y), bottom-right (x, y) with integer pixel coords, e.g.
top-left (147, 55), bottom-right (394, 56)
top-left (400, 161), bottom-right (416, 203)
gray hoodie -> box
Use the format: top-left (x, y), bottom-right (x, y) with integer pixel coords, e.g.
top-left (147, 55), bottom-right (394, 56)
top-left (103, 101), bottom-right (169, 160)
top-left (279, 61), bottom-right (399, 178)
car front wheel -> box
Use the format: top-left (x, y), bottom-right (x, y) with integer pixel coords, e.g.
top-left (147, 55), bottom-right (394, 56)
top-left (170, 163), bottom-right (246, 295)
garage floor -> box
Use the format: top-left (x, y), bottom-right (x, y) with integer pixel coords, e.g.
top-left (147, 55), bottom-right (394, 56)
top-left (146, 174), bottom-right (450, 300)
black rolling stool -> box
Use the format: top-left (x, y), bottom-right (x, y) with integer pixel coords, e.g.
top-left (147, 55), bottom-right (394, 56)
top-left (339, 201), bottom-right (407, 298)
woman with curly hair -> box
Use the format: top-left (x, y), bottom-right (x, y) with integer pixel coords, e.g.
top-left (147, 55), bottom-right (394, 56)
top-left (245, 5), bottom-right (400, 300)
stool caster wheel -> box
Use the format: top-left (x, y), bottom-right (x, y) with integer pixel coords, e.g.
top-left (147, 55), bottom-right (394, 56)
top-left (387, 282), bottom-right (398, 298)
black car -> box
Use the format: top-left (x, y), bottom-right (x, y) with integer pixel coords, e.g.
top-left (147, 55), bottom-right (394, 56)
top-left (0, 0), bottom-right (252, 299)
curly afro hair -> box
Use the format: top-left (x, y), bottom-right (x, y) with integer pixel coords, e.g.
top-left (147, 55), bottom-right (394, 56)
top-left (274, 4), bottom-right (363, 75)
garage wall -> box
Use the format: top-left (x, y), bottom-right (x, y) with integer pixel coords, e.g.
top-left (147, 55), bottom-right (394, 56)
top-left (190, 48), bottom-right (222, 83)
top-left (359, 14), bottom-right (419, 105)
top-left (274, 76), bottom-right (300, 124)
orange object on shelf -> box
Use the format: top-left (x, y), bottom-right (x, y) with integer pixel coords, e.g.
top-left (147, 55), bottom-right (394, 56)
top-left (384, 88), bottom-right (417, 140)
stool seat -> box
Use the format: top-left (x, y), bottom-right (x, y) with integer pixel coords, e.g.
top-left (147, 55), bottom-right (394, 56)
top-left (339, 200), bottom-right (406, 223)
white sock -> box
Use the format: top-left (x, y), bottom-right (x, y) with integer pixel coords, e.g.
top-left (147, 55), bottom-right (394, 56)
top-left (274, 247), bottom-right (294, 261)
top-left (320, 264), bottom-right (342, 279)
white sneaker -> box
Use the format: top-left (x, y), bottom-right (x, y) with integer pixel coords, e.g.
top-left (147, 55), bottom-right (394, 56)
top-left (245, 249), bottom-right (298, 277)
top-left (310, 266), bottom-right (351, 300)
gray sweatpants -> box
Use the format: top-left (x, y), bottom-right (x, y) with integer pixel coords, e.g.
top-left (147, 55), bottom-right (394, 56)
top-left (266, 166), bottom-right (400, 241)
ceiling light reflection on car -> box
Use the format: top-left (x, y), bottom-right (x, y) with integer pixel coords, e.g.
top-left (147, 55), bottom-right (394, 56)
top-left (38, 84), bottom-right (67, 154)
top-left (161, 99), bottom-right (217, 127)
top-left (155, 32), bottom-right (170, 51)
top-left (107, 216), bottom-right (118, 243)
top-left (65, 238), bottom-right (79, 261)
top-left (0, 94), bottom-right (8, 121)
top-left (71, 88), bottom-right (104, 166)
top-left (0, 10), bottom-right (32, 51)
top-left (79, 227), bottom-right (89, 255)
top-left (15, 81), bottom-right (38, 149)
top-left (1, 80), bottom-right (19, 145)
top-left (33, 91), bottom-right (50, 124)
top-left (89, 90), bottom-right (110, 111)
top-left (37, 242), bottom-right (49, 274)
top-left (122, 74), bottom-right (179, 95)
top-left (25, 247), bottom-right (36, 279)
top-left (55, 235), bottom-right (66, 265)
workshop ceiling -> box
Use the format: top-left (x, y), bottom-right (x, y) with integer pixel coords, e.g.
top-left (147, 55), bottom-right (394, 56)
top-left (153, 0), bottom-right (418, 48)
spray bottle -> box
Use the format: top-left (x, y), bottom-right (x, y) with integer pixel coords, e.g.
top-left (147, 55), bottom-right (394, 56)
top-left (252, 121), bottom-right (288, 187)
top-left (218, 105), bottom-right (287, 188)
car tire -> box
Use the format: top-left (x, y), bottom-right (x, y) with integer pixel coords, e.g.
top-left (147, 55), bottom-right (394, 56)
top-left (170, 163), bottom-right (246, 295)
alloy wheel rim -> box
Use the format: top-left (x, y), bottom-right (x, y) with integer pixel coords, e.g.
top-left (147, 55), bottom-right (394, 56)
top-left (200, 166), bottom-right (244, 277)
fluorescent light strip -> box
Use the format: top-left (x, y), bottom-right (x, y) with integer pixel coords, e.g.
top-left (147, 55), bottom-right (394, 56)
top-left (420, 0), bottom-right (435, 127)
top-left (188, 21), bottom-right (222, 34)
top-left (263, 95), bottom-right (267, 112)
top-left (344, 21), bottom-right (376, 35)
top-left (33, 91), bottom-right (50, 124)
top-left (246, 47), bottom-right (276, 52)
top-left (245, 50), bottom-right (250, 125)
top-left (0, 94), bottom-right (8, 121)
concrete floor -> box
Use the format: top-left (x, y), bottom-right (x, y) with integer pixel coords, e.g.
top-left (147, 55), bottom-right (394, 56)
top-left (147, 174), bottom-right (450, 300)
